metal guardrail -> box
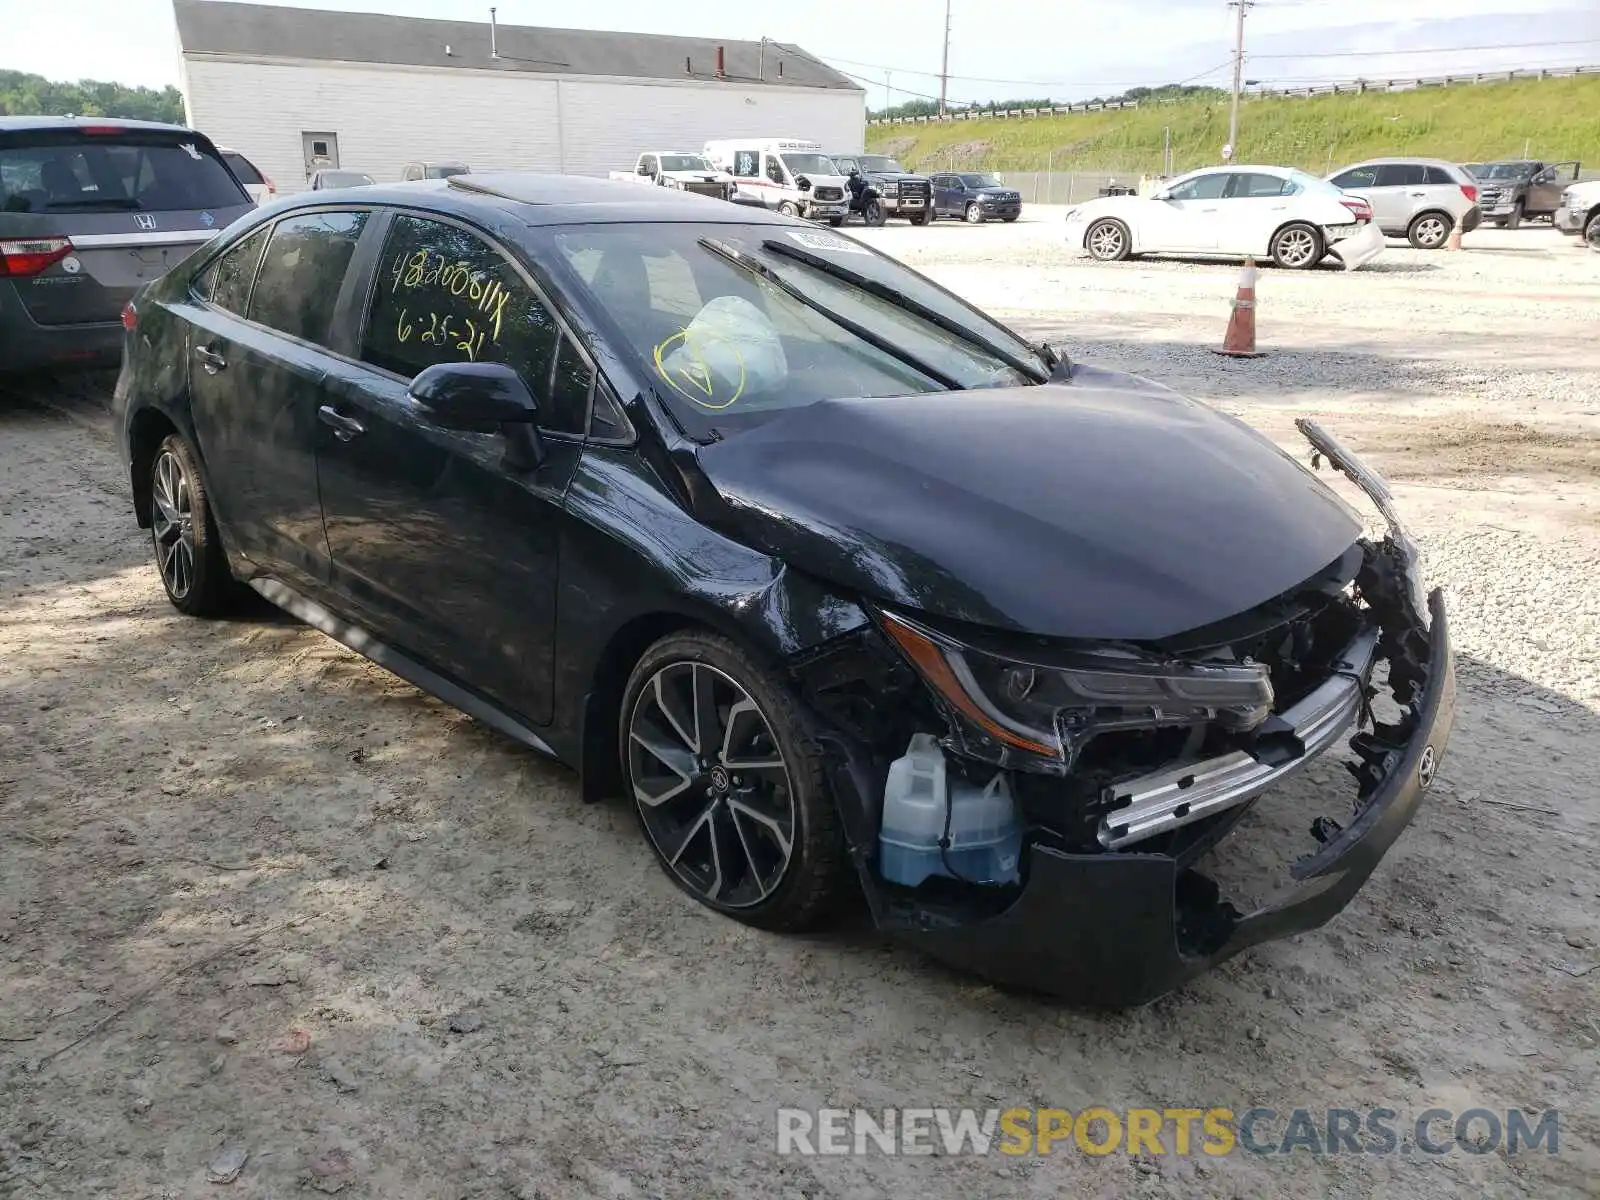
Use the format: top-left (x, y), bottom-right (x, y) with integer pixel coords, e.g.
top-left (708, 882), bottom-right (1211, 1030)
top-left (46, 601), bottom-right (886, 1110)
top-left (866, 64), bottom-right (1600, 126)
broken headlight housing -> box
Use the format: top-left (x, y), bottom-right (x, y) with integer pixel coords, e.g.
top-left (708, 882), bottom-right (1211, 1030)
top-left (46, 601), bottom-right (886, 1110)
top-left (878, 609), bottom-right (1275, 773)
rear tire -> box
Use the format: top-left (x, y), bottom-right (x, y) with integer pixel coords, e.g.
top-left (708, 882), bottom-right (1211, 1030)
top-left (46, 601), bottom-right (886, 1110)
top-left (148, 433), bottom-right (233, 617)
top-left (620, 631), bottom-right (850, 933)
top-left (965, 202), bottom-right (985, 224)
top-left (1269, 222), bottom-right (1324, 270)
top-left (1407, 210), bottom-right (1453, 249)
top-left (1085, 218), bottom-right (1132, 261)
top-left (1504, 203), bottom-right (1523, 231)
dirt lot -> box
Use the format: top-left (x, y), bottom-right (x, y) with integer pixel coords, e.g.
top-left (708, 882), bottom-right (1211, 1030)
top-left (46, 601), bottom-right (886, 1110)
top-left (2, 221), bottom-right (1598, 1199)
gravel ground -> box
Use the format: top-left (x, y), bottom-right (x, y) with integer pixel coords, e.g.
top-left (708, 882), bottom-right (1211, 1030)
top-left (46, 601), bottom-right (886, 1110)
top-left (1, 218), bottom-right (1598, 1199)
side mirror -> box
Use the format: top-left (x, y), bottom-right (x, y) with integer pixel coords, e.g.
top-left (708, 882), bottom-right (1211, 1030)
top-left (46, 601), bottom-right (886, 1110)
top-left (795, 175), bottom-right (812, 191)
top-left (1152, 190), bottom-right (1172, 201)
top-left (637, 164), bottom-right (652, 176)
top-left (409, 361), bottom-right (543, 466)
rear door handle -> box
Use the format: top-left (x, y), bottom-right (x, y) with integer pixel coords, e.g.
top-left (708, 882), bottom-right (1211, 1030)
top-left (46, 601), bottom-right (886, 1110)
top-left (1409, 191), bottom-right (1427, 197)
top-left (193, 344), bottom-right (226, 374)
top-left (317, 405), bottom-right (366, 442)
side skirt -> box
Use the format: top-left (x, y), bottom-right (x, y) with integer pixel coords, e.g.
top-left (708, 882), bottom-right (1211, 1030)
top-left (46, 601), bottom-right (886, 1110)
top-left (247, 577), bottom-right (560, 760)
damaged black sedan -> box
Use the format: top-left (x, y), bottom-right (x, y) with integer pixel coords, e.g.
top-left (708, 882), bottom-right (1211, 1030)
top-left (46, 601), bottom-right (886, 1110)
top-left (114, 175), bottom-right (1453, 1005)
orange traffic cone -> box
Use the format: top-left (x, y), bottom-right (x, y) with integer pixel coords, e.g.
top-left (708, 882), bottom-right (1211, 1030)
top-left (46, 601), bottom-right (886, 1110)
top-left (1446, 215), bottom-right (1464, 251)
top-left (1212, 258), bottom-right (1265, 358)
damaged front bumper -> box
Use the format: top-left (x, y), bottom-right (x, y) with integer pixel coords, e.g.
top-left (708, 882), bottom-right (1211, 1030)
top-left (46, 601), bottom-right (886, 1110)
top-left (818, 421), bottom-right (1454, 1006)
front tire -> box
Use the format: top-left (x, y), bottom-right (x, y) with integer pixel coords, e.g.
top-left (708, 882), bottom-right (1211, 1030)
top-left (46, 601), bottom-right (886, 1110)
top-left (1504, 203), bottom-right (1523, 230)
top-left (778, 201), bottom-right (801, 219)
top-left (865, 199), bottom-right (887, 227)
top-left (827, 216), bottom-right (845, 227)
top-left (1408, 210), bottom-right (1452, 249)
top-left (908, 210), bottom-right (929, 226)
top-left (965, 202), bottom-right (985, 224)
top-left (621, 631), bottom-right (849, 932)
top-left (149, 433), bottom-right (233, 617)
top-left (1085, 217), bottom-right (1132, 261)
top-left (1270, 221), bottom-right (1323, 269)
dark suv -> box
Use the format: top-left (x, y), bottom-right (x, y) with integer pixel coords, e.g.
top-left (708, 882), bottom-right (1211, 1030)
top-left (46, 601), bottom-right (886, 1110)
top-left (1469, 160), bottom-right (1581, 228)
top-left (929, 172), bottom-right (1023, 223)
top-left (828, 153), bottom-right (932, 224)
top-left (1, 117), bottom-right (254, 373)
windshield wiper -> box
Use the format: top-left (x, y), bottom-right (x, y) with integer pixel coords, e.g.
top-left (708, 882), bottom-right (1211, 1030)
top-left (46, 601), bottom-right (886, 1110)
top-left (697, 237), bottom-right (962, 391)
top-left (760, 237), bottom-right (1050, 384)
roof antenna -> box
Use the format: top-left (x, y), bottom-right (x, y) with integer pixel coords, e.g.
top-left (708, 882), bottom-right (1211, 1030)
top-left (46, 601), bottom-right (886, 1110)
top-left (489, 7), bottom-right (499, 60)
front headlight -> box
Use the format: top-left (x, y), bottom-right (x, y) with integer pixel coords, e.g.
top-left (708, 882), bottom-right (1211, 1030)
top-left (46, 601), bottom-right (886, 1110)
top-left (878, 609), bottom-right (1274, 772)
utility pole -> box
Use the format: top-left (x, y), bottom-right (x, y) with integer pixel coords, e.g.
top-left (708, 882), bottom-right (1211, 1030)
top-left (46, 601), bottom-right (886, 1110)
top-left (885, 69), bottom-right (894, 115)
top-left (939, 0), bottom-right (952, 117)
top-left (1226, 0), bottom-right (1252, 159)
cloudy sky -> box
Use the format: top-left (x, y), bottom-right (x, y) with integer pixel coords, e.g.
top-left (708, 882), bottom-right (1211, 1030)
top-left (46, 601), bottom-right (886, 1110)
top-left (4, 0), bottom-right (1597, 105)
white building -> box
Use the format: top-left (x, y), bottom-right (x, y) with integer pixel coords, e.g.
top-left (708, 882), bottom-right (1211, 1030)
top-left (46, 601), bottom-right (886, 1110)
top-left (173, 0), bottom-right (865, 192)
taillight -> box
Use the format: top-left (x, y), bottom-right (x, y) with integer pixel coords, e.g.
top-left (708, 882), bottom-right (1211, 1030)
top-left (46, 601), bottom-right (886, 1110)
top-left (1460, 183), bottom-right (1478, 203)
top-left (263, 173), bottom-right (277, 195)
top-left (1339, 198), bottom-right (1372, 223)
top-left (0, 237), bottom-right (73, 278)
top-left (121, 301), bottom-right (138, 332)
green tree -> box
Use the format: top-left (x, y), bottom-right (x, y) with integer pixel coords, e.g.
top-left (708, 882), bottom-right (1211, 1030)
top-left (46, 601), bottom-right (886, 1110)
top-left (0, 69), bottom-right (185, 123)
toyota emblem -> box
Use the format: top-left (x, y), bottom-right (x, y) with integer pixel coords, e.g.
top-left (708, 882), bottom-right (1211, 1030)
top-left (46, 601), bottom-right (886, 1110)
top-left (1417, 745), bottom-right (1437, 790)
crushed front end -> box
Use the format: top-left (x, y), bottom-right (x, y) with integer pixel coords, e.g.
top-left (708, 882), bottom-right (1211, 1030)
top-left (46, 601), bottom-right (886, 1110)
top-left (791, 421), bottom-right (1455, 1006)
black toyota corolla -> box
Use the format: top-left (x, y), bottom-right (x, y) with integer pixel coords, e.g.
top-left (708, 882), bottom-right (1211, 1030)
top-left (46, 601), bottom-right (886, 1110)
top-left (113, 174), bottom-right (1453, 1005)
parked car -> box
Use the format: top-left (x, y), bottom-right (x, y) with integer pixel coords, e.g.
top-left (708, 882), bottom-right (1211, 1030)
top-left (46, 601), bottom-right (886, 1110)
top-left (401, 161), bottom-right (470, 181)
top-left (111, 173), bottom-right (1452, 1006)
top-left (929, 171), bottom-right (1022, 222)
top-left (1555, 178), bottom-right (1600, 244)
top-left (1325, 158), bottom-right (1481, 249)
top-left (1469, 159), bottom-right (1582, 228)
top-left (218, 147), bottom-right (274, 205)
top-left (827, 153), bottom-right (933, 224)
top-left (309, 169), bottom-right (376, 191)
top-left (1, 116), bottom-right (254, 374)
top-left (1066, 165), bottom-right (1385, 270)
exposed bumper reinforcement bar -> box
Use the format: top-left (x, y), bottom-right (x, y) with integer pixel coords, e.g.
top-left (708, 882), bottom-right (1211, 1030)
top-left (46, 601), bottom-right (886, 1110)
top-left (1100, 627), bottom-right (1380, 849)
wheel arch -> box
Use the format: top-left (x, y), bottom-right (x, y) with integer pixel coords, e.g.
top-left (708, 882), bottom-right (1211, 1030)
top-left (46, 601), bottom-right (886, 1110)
top-left (1409, 207), bottom-right (1455, 234)
top-left (1267, 218), bottom-right (1324, 261)
top-left (127, 405), bottom-right (189, 530)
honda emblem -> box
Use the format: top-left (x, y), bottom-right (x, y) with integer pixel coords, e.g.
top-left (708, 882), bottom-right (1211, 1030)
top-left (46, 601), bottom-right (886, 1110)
top-left (135, 214), bottom-right (158, 231)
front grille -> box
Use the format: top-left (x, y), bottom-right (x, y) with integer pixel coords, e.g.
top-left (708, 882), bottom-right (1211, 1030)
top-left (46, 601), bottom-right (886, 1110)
top-left (683, 182), bottom-right (725, 198)
top-left (901, 180), bottom-right (930, 200)
top-left (814, 186), bottom-right (843, 202)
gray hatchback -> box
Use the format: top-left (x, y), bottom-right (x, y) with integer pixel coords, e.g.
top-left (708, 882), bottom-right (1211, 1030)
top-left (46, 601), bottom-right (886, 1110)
top-left (1, 116), bottom-right (254, 373)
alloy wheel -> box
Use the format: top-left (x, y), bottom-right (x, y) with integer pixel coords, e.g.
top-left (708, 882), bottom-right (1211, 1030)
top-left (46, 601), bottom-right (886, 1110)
top-left (1414, 215), bottom-right (1448, 247)
top-left (1088, 222), bottom-right (1125, 259)
top-left (151, 450), bottom-right (196, 600)
top-left (1275, 227), bottom-right (1318, 267)
top-left (628, 661), bottom-right (796, 909)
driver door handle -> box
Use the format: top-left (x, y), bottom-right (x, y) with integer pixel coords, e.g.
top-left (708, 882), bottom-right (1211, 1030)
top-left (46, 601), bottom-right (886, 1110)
top-left (193, 344), bottom-right (227, 373)
top-left (317, 405), bottom-right (366, 442)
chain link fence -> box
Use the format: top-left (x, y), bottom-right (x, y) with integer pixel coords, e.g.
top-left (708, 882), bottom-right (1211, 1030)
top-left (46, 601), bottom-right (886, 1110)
top-left (891, 152), bottom-right (1172, 205)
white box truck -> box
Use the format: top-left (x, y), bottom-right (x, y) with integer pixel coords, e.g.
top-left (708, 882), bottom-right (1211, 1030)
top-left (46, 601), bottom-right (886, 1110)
top-left (701, 138), bottom-right (850, 224)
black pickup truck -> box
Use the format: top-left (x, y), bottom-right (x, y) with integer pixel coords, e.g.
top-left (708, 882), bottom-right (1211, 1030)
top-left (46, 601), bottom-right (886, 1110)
top-left (828, 153), bottom-right (933, 225)
top-left (1468, 160), bottom-right (1582, 227)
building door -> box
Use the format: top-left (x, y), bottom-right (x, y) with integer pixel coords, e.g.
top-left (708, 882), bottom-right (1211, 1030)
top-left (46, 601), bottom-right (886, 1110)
top-left (302, 132), bottom-right (340, 180)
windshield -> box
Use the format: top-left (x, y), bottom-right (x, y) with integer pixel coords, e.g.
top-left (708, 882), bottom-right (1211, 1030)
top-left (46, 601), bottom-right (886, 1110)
top-left (959, 173), bottom-right (1002, 188)
top-left (549, 222), bottom-right (1039, 435)
top-left (1479, 162), bottom-right (1538, 180)
top-left (430, 165), bottom-right (470, 178)
top-left (660, 155), bottom-right (713, 172)
top-left (317, 171), bottom-right (373, 188)
top-left (859, 156), bottom-right (907, 173)
top-left (780, 153), bottom-right (839, 177)
top-left (0, 135), bottom-right (249, 214)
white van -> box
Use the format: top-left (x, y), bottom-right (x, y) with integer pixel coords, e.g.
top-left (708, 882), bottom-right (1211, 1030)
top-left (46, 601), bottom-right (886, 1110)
top-left (701, 138), bottom-right (850, 224)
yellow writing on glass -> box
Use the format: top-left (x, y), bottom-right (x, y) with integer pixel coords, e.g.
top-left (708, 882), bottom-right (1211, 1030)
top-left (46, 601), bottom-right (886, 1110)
top-left (396, 307), bottom-right (488, 362)
top-left (389, 249), bottom-right (510, 342)
top-left (652, 328), bottom-right (746, 410)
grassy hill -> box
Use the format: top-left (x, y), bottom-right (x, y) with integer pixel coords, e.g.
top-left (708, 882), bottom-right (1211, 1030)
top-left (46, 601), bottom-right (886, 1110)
top-left (866, 75), bottom-right (1600, 175)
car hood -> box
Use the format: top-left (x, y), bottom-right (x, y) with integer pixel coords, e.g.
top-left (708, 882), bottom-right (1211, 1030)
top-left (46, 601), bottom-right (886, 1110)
top-left (971, 186), bottom-right (1019, 197)
top-left (692, 367), bottom-right (1364, 641)
top-left (869, 172), bottom-right (931, 183)
top-left (662, 169), bottom-right (733, 183)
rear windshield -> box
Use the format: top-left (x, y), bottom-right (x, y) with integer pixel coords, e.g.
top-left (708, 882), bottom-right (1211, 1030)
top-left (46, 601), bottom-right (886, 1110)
top-left (0, 135), bottom-right (250, 214)
top-left (222, 152), bottom-right (263, 185)
top-left (428, 165), bottom-right (470, 178)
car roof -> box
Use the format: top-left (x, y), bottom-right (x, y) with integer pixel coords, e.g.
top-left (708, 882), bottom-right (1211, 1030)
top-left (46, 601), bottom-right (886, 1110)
top-left (0, 115), bottom-right (201, 136)
top-left (269, 172), bottom-right (800, 227)
top-left (1339, 157), bottom-right (1463, 169)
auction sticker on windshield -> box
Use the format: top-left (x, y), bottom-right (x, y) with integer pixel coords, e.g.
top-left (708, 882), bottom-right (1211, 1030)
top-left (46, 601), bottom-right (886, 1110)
top-left (785, 230), bottom-right (869, 255)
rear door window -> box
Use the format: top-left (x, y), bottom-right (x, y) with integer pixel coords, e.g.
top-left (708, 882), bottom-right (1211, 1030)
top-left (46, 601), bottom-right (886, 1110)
top-left (248, 210), bottom-right (369, 345)
top-left (1375, 163), bottom-right (1426, 188)
top-left (199, 226), bottom-right (270, 315)
top-left (1226, 172), bottom-right (1293, 198)
top-left (0, 135), bottom-right (250, 214)
top-left (360, 214), bottom-right (588, 435)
